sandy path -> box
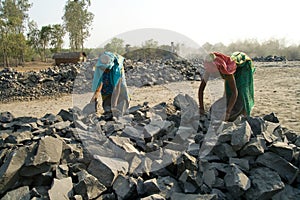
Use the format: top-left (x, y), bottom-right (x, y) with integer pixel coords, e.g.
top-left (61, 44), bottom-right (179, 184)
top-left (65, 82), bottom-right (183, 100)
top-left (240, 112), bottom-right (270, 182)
top-left (0, 64), bottom-right (299, 132)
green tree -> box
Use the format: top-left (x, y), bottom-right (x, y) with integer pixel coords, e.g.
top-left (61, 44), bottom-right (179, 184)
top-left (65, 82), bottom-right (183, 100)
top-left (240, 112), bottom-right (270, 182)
top-left (63, 0), bottom-right (94, 50)
top-left (27, 22), bottom-right (66, 60)
top-left (0, 0), bottom-right (31, 66)
top-left (104, 37), bottom-right (125, 54)
top-left (40, 25), bottom-right (52, 61)
top-left (50, 24), bottom-right (65, 53)
top-left (27, 20), bottom-right (42, 59)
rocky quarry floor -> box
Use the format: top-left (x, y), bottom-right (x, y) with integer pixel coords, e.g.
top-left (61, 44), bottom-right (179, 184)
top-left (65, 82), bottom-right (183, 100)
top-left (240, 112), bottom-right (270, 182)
top-left (0, 59), bottom-right (299, 199)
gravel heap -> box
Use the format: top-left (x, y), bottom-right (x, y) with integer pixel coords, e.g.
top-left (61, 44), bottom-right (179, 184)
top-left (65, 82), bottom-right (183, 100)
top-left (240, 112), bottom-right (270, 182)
top-left (0, 94), bottom-right (299, 199)
top-left (0, 58), bottom-right (204, 102)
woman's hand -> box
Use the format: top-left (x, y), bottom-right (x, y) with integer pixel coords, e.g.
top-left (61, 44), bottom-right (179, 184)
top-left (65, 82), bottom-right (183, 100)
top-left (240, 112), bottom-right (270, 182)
top-left (90, 91), bottom-right (100, 103)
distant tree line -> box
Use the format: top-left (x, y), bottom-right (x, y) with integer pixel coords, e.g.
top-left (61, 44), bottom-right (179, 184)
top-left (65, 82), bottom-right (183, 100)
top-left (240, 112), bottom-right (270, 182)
top-left (201, 39), bottom-right (300, 61)
top-left (0, 0), bottom-right (94, 67)
top-left (102, 37), bottom-right (300, 61)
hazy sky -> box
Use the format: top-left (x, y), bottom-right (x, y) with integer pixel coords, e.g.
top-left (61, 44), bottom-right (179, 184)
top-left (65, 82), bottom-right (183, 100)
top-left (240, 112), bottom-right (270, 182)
top-left (28, 0), bottom-right (300, 48)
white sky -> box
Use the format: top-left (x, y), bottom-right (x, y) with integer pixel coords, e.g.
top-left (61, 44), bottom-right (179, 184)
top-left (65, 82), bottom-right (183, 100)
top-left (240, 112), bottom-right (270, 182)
top-left (28, 0), bottom-right (300, 48)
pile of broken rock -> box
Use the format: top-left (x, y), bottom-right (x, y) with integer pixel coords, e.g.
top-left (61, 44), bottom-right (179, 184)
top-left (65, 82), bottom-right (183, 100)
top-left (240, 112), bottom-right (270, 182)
top-left (0, 94), bottom-right (299, 200)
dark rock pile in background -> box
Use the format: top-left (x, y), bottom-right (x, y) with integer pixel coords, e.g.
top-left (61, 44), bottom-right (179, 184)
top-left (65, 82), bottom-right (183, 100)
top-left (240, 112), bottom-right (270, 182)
top-left (0, 65), bottom-right (80, 102)
top-left (0, 59), bottom-right (203, 102)
top-left (0, 94), bottom-right (299, 199)
top-left (252, 55), bottom-right (287, 62)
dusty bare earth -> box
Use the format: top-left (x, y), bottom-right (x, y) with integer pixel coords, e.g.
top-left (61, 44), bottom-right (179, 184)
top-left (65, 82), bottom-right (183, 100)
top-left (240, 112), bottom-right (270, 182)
top-left (0, 61), bottom-right (299, 132)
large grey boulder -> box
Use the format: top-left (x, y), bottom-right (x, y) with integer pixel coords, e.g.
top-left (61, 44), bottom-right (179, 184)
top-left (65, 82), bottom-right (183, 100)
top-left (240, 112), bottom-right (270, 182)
top-left (272, 185), bottom-right (300, 200)
top-left (245, 167), bottom-right (284, 200)
top-left (0, 147), bottom-right (28, 194)
top-left (268, 141), bottom-right (295, 162)
top-left (113, 174), bottom-right (137, 199)
top-left (87, 155), bottom-right (129, 187)
top-left (256, 152), bottom-right (299, 183)
top-left (231, 121), bottom-right (252, 151)
top-left (224, 164), bottom-right (250, 198)
top-left (74, 169), bottom-right (106, 200)
top-left (33, 136), bottom-right (63, 165)
top-left (1, 186), bottom-right (30, 200)
top-left (240, 135), bottom-right (266, 156)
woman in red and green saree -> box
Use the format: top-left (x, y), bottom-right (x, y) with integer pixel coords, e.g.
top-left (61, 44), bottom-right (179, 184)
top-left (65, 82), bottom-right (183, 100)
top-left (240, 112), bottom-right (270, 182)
top-left (198, 51), bottom-right (255, 122)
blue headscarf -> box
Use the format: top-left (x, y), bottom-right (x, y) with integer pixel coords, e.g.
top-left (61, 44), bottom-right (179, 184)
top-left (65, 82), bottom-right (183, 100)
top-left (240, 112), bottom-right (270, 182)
top-left (92, 52), bottom-right (124, 92)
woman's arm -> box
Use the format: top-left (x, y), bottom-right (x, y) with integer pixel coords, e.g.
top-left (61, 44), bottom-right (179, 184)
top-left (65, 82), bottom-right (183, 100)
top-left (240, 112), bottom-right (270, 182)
top-left (225, 74), bottom-right (238, 120)
top-left (90, 82), bottom-right (103, 103)
top-left (198, 71), bottom-right (210, 114)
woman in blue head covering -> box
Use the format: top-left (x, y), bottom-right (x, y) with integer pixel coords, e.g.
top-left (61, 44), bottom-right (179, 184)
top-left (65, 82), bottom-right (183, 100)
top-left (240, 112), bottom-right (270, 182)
top-left (90, 51), bottom-right (130, 117)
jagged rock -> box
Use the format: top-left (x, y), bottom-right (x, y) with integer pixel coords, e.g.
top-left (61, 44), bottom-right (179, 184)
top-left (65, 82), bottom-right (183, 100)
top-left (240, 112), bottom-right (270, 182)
top-left (128, 105), bottom-right (142, 114)
top-left (156, 176), bottom-right (182, 199)
top-left (181, 152), bottom-right (198, 171)
top-left (0, 147), bottom-right (28, 194)
top-left (48, 177), bottom-right (73, 200)
top-left (295, 137), bottom-right (300, 147)
top-left (55, 164), bottom-right (69, 179)
top-left (212, 143), bottom-right (237, 160)
top-left (263, 112), bottom-right (279, 123)
top-left (203, 168), bottom-right (216, 188)
top-left (268, 141), bottom-right (295, 162)
top-left (57, 109), bottom-right (74, 121)
top-left (256, 152), bottom-right (299, 183)
top-left (113, 175), bottom-right (137, 199)
top-left (245, 167), bottom-right (284, 200)
top-left (122, 126), bottom-right (144, 141)
top-left (262, 121), bottom-right (281, 143)
top-left (33, 136), bottom-right (63, 165)
top-left (109, 135), bottom-right (140, 154)
top-left (51, 120), bottom-right (71, 130)
top-left (229, 157), bottom-right (250, 172)
top-left (31, 186), bottom-right (49, 199)
top-left (74, 169), bottom-right (106, 200)
top-left (139, 178), bottom-right (161, 196)
top-left (128, 155), bottom-right (142, 175)
top-left (102, 121), bottom-right (125, 135)
top-left (1, 186), bottom-right (30, 200)
top-left (87, 155), bottom-right (129, 187)
top-left (231, 121), bottom-right (252, 151)
top-left (143, 120), bottom-right (165, 140)
top-left (41, 113), bottom-right (59, 125)
top-left (246, 117), bottom-right (265, 135)
top-left (240, 135), bottom-right (266, 156)
top-left (11, 131), bottom-right (33, 143)
top-left (272, 185), bottom-right (300, 200)
top-left (31, 171), bottom-right (53, 186)
top-left (82, 102), bottom-right (96, 116)
top-left (224, 164), bottom-right (250, 198)
top-left (179, 169), bottom-right (202, 189)
top-left (187, 143), bottom-right (200, 157)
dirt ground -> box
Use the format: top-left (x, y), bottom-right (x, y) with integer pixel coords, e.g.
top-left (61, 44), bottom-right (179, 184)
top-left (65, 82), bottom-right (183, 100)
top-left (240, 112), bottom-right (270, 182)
top-left (0, 61), bottom-right (299, 132)
top-left (0, 61), bottom-right (54, 72)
